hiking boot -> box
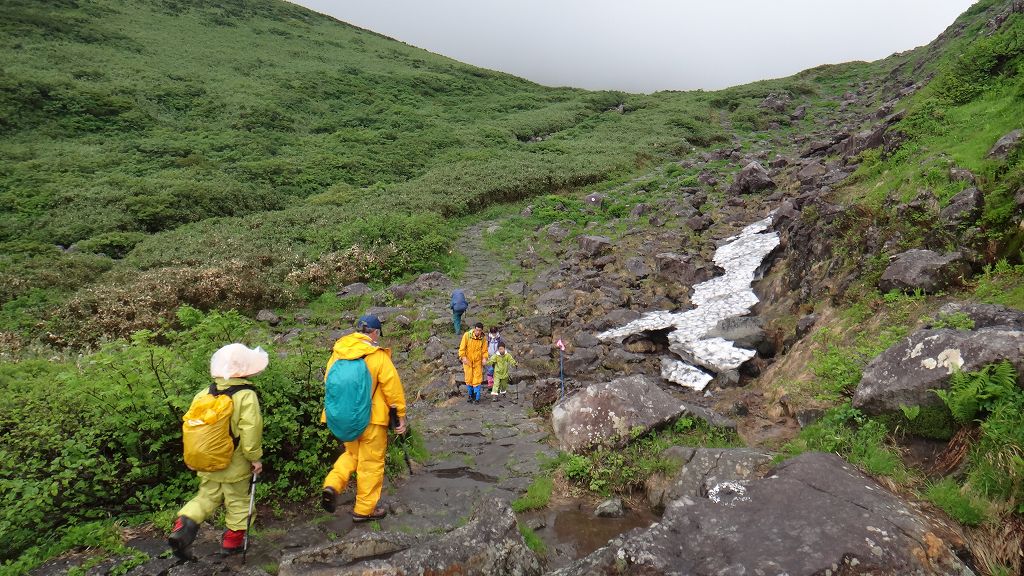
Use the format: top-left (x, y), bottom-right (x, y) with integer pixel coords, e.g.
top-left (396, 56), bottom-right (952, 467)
top-left (168, 516), bottom-right (199, 561)
top-left (351, 505), bottom-right (387, 522)
top-left (221, 529), bottom-right (245, 554)
top-left (321, 486), bottom-right (338, 513)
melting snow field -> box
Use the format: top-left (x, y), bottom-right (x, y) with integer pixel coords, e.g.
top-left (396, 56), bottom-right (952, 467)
top-left (598, 216), bottom-right (780, 391)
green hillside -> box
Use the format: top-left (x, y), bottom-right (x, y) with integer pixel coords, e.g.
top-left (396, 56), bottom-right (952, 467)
top-left (0, 0), bottom-right (681, 342)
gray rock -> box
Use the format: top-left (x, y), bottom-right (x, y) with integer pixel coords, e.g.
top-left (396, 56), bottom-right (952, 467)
top-left (363, 306), bottom-right (409, 322)
top-left (534, 288), bottom-right (574, 316)
top-left (562, 347), bottom-right (601, 375)
top-left (796, 161), bottom-right (827, 184)
top-left (630, 203), bottom-right (650, 217)
top-left (878, 249), bottom-right (970, 294)
top-left (281, 499), bottom-right (540, 576)
top-left (948, 167), bottom-right (976, 184)
top-left (336, 282), bottom-right (371, 298)
top-left (939, 187), bottom-right (983, 226)
top-left (545, 222), bottom-right (570, 242)
top-left (796, 313), bottom-right (817, 338)
top-left (705, 316), bottom-right (766, 352)
top-left (936, 301), bottom-right (1024, 330)
top-left (423, 336), bottom-right (447, 362)
top-left (590, 308), bottom-right (641, 331)
top-left (594, 497), bottom-right (625, 518)
top-left (987, 128), bottom-right (1021, 159)
top-left (727, 161), bottom-right (776, 195)
top-left (624, 257), bottom-right (652, 278)
top-left (854, 326), bottom-right (1024, 415)
top-left (554, 452), bottom-right (972, 576)
top-left (577, 235), bottom-right (612, 258)
top-left (517, 315), bottom-right (552, 338)
top-left (585, 193), bottom-right (606, 208)
top-left (551, 375), bottom-right (690, 453)
top-left (256, 309), bottom-right (280, 326)
top-left (790, 104), bottom-right (807, 121)
top-left (645, 447), bottom-right (772, 510)
top-left (573, 332), bottom-right (601, 348)
top-left (504, 282), bottom-right (526, 297)
top-left (655, 252), bottom-right (718, 285)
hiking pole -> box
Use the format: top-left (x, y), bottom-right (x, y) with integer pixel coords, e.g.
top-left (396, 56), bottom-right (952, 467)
top-left (243, 472), bottom-right (257, 563)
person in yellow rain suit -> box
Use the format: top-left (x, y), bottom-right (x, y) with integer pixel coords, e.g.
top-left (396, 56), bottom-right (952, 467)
top-left (459, 322), bottom-right (488, 403)
top-left (169, 343), bottom-right (267, 560)
top-left (321, 314), bottom-right (407, 522)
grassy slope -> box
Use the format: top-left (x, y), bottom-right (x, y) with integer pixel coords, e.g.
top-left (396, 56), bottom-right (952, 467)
top-left (0, 0), bottom-right (845, 344)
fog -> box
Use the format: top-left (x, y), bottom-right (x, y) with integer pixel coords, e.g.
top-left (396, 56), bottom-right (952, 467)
top-left (288, 0), bottom-right (977, 93)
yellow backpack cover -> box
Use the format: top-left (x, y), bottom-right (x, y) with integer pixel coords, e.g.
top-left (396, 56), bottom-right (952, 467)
top-left (181, 384), bottom-right (254, 472)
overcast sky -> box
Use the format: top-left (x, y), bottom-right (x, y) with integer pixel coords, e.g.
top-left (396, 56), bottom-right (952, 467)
top-left (287, 0), bottom-right (977, 93)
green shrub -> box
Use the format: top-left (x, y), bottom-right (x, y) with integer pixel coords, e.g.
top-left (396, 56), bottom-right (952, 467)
top-left (0, 308), bottom-right (336, 562)
top-left (780, 403), bottom-right (906, 479)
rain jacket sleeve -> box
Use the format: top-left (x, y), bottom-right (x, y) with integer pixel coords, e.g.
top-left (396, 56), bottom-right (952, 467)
top-left (366, 348), bottom-right (406, 425)
top-left (232, 388), bottom-right (264, 463)
top-left (458, 332), bottom-right (469, 360)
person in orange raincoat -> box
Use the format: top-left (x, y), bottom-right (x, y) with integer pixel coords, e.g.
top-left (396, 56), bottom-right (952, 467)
top-left (320, 314), bottom-right (407, 522)
top-left (459, 322), bottom-right (488, 403)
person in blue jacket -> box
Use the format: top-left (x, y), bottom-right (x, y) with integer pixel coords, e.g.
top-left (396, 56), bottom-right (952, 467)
top-left (450, 289), bottom-right (468, 334)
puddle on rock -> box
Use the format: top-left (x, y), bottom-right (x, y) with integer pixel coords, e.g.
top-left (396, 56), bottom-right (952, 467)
top-left (522, 500), bottom-right (658, 570)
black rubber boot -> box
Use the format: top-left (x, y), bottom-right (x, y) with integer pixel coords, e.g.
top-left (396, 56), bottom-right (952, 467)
top-left (168, 516), bottom-right (199, 561)
top-left (321, 486), bottom-right (338, 513)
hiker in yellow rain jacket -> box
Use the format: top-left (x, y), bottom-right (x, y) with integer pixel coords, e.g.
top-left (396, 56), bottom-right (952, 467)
top-left (459, 322), bottom-right (488, 403)
top-left (321, 314), bottom-right (407, 521)
top-left (169, 343), bottom-right (267, 560)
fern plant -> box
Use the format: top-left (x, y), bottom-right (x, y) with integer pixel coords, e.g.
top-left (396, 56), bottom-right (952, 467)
top-left (933, 361), bottom-right (1018, 424)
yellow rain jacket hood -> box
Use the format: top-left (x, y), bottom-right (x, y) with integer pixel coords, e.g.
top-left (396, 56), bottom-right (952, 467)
top-left (325, 332), bottom-right (406, 426)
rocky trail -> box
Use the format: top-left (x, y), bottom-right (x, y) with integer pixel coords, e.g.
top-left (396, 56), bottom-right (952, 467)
top-left (30, 62), bottom-right (1023, 574)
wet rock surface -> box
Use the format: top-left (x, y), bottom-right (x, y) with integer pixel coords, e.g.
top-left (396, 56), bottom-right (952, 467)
top-left (553, 452), bottom-right (973, 576)
top-left (854, 326), bottom-right (1024, 415)
top-left (879, 249), bottom-right (971, 294)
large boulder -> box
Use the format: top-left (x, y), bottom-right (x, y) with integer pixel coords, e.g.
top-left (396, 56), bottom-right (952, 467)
top-left (577, 235), bottom-right (612, 258)
top-left (987, 128), bottom-right (1021, 159)
top-left (533, 288), bottom-right (574, 316)
top-left (645, 447), bottom-right (772, 510)
top-left (878, 249), bottom-right (970, 294)
top-left (727, 161), bottom-right (776, 195)
top-left (279, 499), bottom-right (541, 576)
top-left (551, 375), bottom-right (689, 453)
top-left (939, 187), bottom-right (983, 227)
top-left (553, 452), bottom-right (972, 576)
top-left (854, 326), bottom-right (1024, 415)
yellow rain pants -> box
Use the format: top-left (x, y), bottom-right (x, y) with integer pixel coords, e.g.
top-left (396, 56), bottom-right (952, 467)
top-left (178, 475), bottom-right (252, 530)
top-left (323, 423), bottom-right (388, 516)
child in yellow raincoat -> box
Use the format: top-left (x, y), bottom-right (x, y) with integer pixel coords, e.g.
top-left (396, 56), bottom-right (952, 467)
top-left (486, 342), bottom-right (517, 398)
top-left (168, 343), bottom-right (267, 560)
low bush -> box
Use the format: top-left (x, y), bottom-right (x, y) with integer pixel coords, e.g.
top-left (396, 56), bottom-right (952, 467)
top-left (0, 307), bottom-right (336, 563)
top-left (559, 417), bottom-right (741, 495)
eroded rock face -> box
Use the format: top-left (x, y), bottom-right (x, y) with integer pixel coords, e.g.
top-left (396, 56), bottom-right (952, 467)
top-left (551, 375), bottom-right (688, 453)
top-left (554, 453), bottom-right (973, 576)
top-left (279, 499), bottom-right (541, 576)
top-left (878, 249), bottom-right (970, 294)
top-left (854, 326), bottom-right (1024, 415)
